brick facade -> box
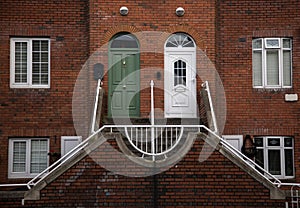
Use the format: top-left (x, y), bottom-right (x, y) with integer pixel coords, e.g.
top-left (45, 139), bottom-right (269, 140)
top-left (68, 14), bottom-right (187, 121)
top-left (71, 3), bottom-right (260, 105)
top-left (0, 140), bottom-right (287, 207)
top-left (217, 0), bottom-right (300, 180)
top-left (0, 0), bottom-right (88, 183)
top-left (0, 0), bottom-right (299, 207)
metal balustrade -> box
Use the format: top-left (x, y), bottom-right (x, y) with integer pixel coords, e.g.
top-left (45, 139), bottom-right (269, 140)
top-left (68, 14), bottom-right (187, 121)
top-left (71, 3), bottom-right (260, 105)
top-left (124, 125), bottom-right (184, 157)
top-left (22, 123), bottom-right (282, 190)
top-left (1, 80), bottom-right (300, 207)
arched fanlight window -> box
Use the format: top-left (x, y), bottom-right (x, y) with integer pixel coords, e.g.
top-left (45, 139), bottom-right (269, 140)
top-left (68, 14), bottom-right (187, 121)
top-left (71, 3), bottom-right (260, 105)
top-left (174, 60), bottom-right (186, 86)
top-left (110, 33), bottom-right (139, 48)
top-left (166, 33), bottom-right (195, 48)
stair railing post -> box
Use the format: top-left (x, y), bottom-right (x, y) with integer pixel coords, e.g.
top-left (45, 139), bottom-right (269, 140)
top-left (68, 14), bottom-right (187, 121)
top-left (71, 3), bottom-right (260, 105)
top-left (91, 79), bottom-right (102, 134)
top-left (150, 80), bottom-right (155, 160)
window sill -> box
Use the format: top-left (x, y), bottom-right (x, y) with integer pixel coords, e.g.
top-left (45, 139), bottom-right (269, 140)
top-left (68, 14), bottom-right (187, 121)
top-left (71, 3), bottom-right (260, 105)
top-left (10, 85), bottom-right (50, 89)
top-left (253, 87), bottom-right (293, 93)
top-left (8, 174), bottom-right (41, 179)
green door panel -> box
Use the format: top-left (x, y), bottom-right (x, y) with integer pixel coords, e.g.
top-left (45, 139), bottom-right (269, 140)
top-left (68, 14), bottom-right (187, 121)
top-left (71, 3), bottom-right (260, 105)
top-left (108, 51), bottom-right (140, 117)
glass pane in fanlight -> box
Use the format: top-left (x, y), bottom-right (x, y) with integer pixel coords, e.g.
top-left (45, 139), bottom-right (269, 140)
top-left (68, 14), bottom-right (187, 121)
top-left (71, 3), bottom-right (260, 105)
top-left (268, 138), bottom-right (280, 146)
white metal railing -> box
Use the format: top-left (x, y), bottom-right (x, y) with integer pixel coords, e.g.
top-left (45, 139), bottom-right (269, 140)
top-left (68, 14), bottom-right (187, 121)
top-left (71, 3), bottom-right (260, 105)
top-left (1, 80), bottom-right (300, 192)
top-left (124, 125), bottom-right (184, 156)
top-left (201, 81), bottom-right (218, 134)
top-left (91, 79), bottom-right (102, 134)
top-left (21, 124), bottom-right (282, 189)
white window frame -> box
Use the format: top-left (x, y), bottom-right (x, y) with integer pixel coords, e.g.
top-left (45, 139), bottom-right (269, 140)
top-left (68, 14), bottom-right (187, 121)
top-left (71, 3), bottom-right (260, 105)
top-left (255, 136), bottom-right (294, 179)
top-left (10, 38), bottom-right (51, 88)
top-left (252, 38), bottom-right (292, 89)
top-left (264, 38), bottom-right (281, 49)
top-left (8, 138), bottom-right (49, 178)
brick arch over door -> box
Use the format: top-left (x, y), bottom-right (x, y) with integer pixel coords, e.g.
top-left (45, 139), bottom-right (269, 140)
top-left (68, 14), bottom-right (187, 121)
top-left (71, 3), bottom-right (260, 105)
top-left (165, 25), bottom-right (205, 50)
top-left (101, 25), bottom-right (141, 46)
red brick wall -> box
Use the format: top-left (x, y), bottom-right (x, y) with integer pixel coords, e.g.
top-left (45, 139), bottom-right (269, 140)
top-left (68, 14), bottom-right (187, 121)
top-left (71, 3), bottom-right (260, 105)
top-left (89, 0), bottom-right (216, 118)
top-left (0, 140), bottom-right (286, 207)
top-left (0, 0), bottom-right (299, 206)
top-left (216, 0), bottom-right (300, 178)
top-left (0, 0), bottom-right (88, 183)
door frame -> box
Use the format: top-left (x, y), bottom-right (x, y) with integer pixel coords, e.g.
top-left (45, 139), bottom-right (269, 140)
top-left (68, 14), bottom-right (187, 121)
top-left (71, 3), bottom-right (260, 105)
top-left (164, 33), bottom-right (197, 118)
top-left (108, 33), bottom-right (140, 118)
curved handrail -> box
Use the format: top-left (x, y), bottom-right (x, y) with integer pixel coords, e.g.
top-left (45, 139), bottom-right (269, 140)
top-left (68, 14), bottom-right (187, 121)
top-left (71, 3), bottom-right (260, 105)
top-left (124, 126), bottom-right (184, 156)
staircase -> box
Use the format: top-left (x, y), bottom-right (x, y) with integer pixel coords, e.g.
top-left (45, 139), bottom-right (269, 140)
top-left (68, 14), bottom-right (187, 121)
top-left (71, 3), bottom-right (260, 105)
top-left (1, 80), bottom-right (298, 204)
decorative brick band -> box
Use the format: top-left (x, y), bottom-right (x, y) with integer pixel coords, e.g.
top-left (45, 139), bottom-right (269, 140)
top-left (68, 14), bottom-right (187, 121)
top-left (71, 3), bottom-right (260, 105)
top-left (252, 29), bottom-right (295, 38)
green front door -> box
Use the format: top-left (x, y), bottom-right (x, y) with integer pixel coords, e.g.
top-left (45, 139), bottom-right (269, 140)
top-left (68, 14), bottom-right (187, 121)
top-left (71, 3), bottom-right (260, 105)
top-left (108, 51), bottom-right (140, 117)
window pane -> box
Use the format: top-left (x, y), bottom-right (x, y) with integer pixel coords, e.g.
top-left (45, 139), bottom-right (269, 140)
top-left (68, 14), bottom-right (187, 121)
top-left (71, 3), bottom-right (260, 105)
top-left (15, 63), bottom-right (21, 74)
top-left (22, 53), bottom-right (27, 62)
top-left (284, 137), bottom-right (293, 147)
top-left (41, 63), bottom-right (48, 73)
top-left (252, 39), bottom-right (262, 49)
top-left (253, 51), bottom-right (262, 86)
top-left (41, 74), bottom-right (49, 85)
top-left (15, 42), bottom-right (21, 52)
top-left (41, 40), bottom-right (49, 51)
top-left (32, 64), bottom-right (49, 85)
top-left (111, 34), bottom-right (138, 48)
top-left (31, 40), bottom-right (49, 86)
top-left (32, 52), bottom-right (40, 62)
top-left (254, 137), bottom-right (263, 147)
top-left (166, 33), bottom-right (195, 48)
top-left (13, 141), bottom-right (26, 172)
top-left (32, 74), bottom-right (40, 84)
top-left (285, 149), bottom-right (294, 176)
top-left (32, 40), bottom-right (40, 51)
top-left (255, 149), bottom-right (264, 173)
top-left (32, 63), bottom-right (40, 74)
top-left (283, 39), bottom-right (291, 48)
top-left (283, 51), bottom-right (291, 86)
top-left (268, 138), bottom-right (280, 146)
top-left (30, 140), bottom-right (48, 173)
top-left (14, 42), bottom-right (28, 84)
top-left (265, 39), bottom-right (280, 48)
top-left (266, 50), bottom-right (279, 85)
top-left (268, 150), bottom-right (281, 175)
top-left (41, 52), bottom-right (48, 62)
top-left (174, 60), bottom-right (186, 86)
top-left (21, 63), bottom-right (27, 71)
top-left (15, 52), bottom-right (21, 62)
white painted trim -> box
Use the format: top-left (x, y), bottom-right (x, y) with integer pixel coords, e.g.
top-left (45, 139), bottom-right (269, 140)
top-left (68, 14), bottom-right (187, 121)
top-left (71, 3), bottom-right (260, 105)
top-left (8, 138), bottom-right (49, 179)
top-left (256, 136), bottom-right (294, 179)
top-left (252, 38), bottom-right (292, 88)
top-left (10, 38), bottom-right (51, 88)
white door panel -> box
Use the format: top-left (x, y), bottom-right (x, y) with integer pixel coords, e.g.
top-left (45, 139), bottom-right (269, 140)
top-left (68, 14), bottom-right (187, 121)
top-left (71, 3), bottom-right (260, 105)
top-left (164, 52), bottom-right (197, 118)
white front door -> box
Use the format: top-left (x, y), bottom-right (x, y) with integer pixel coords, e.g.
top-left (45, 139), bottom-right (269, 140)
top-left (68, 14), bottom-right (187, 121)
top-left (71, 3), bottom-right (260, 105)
top-left (164, 52), bottom-right (197, 118)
